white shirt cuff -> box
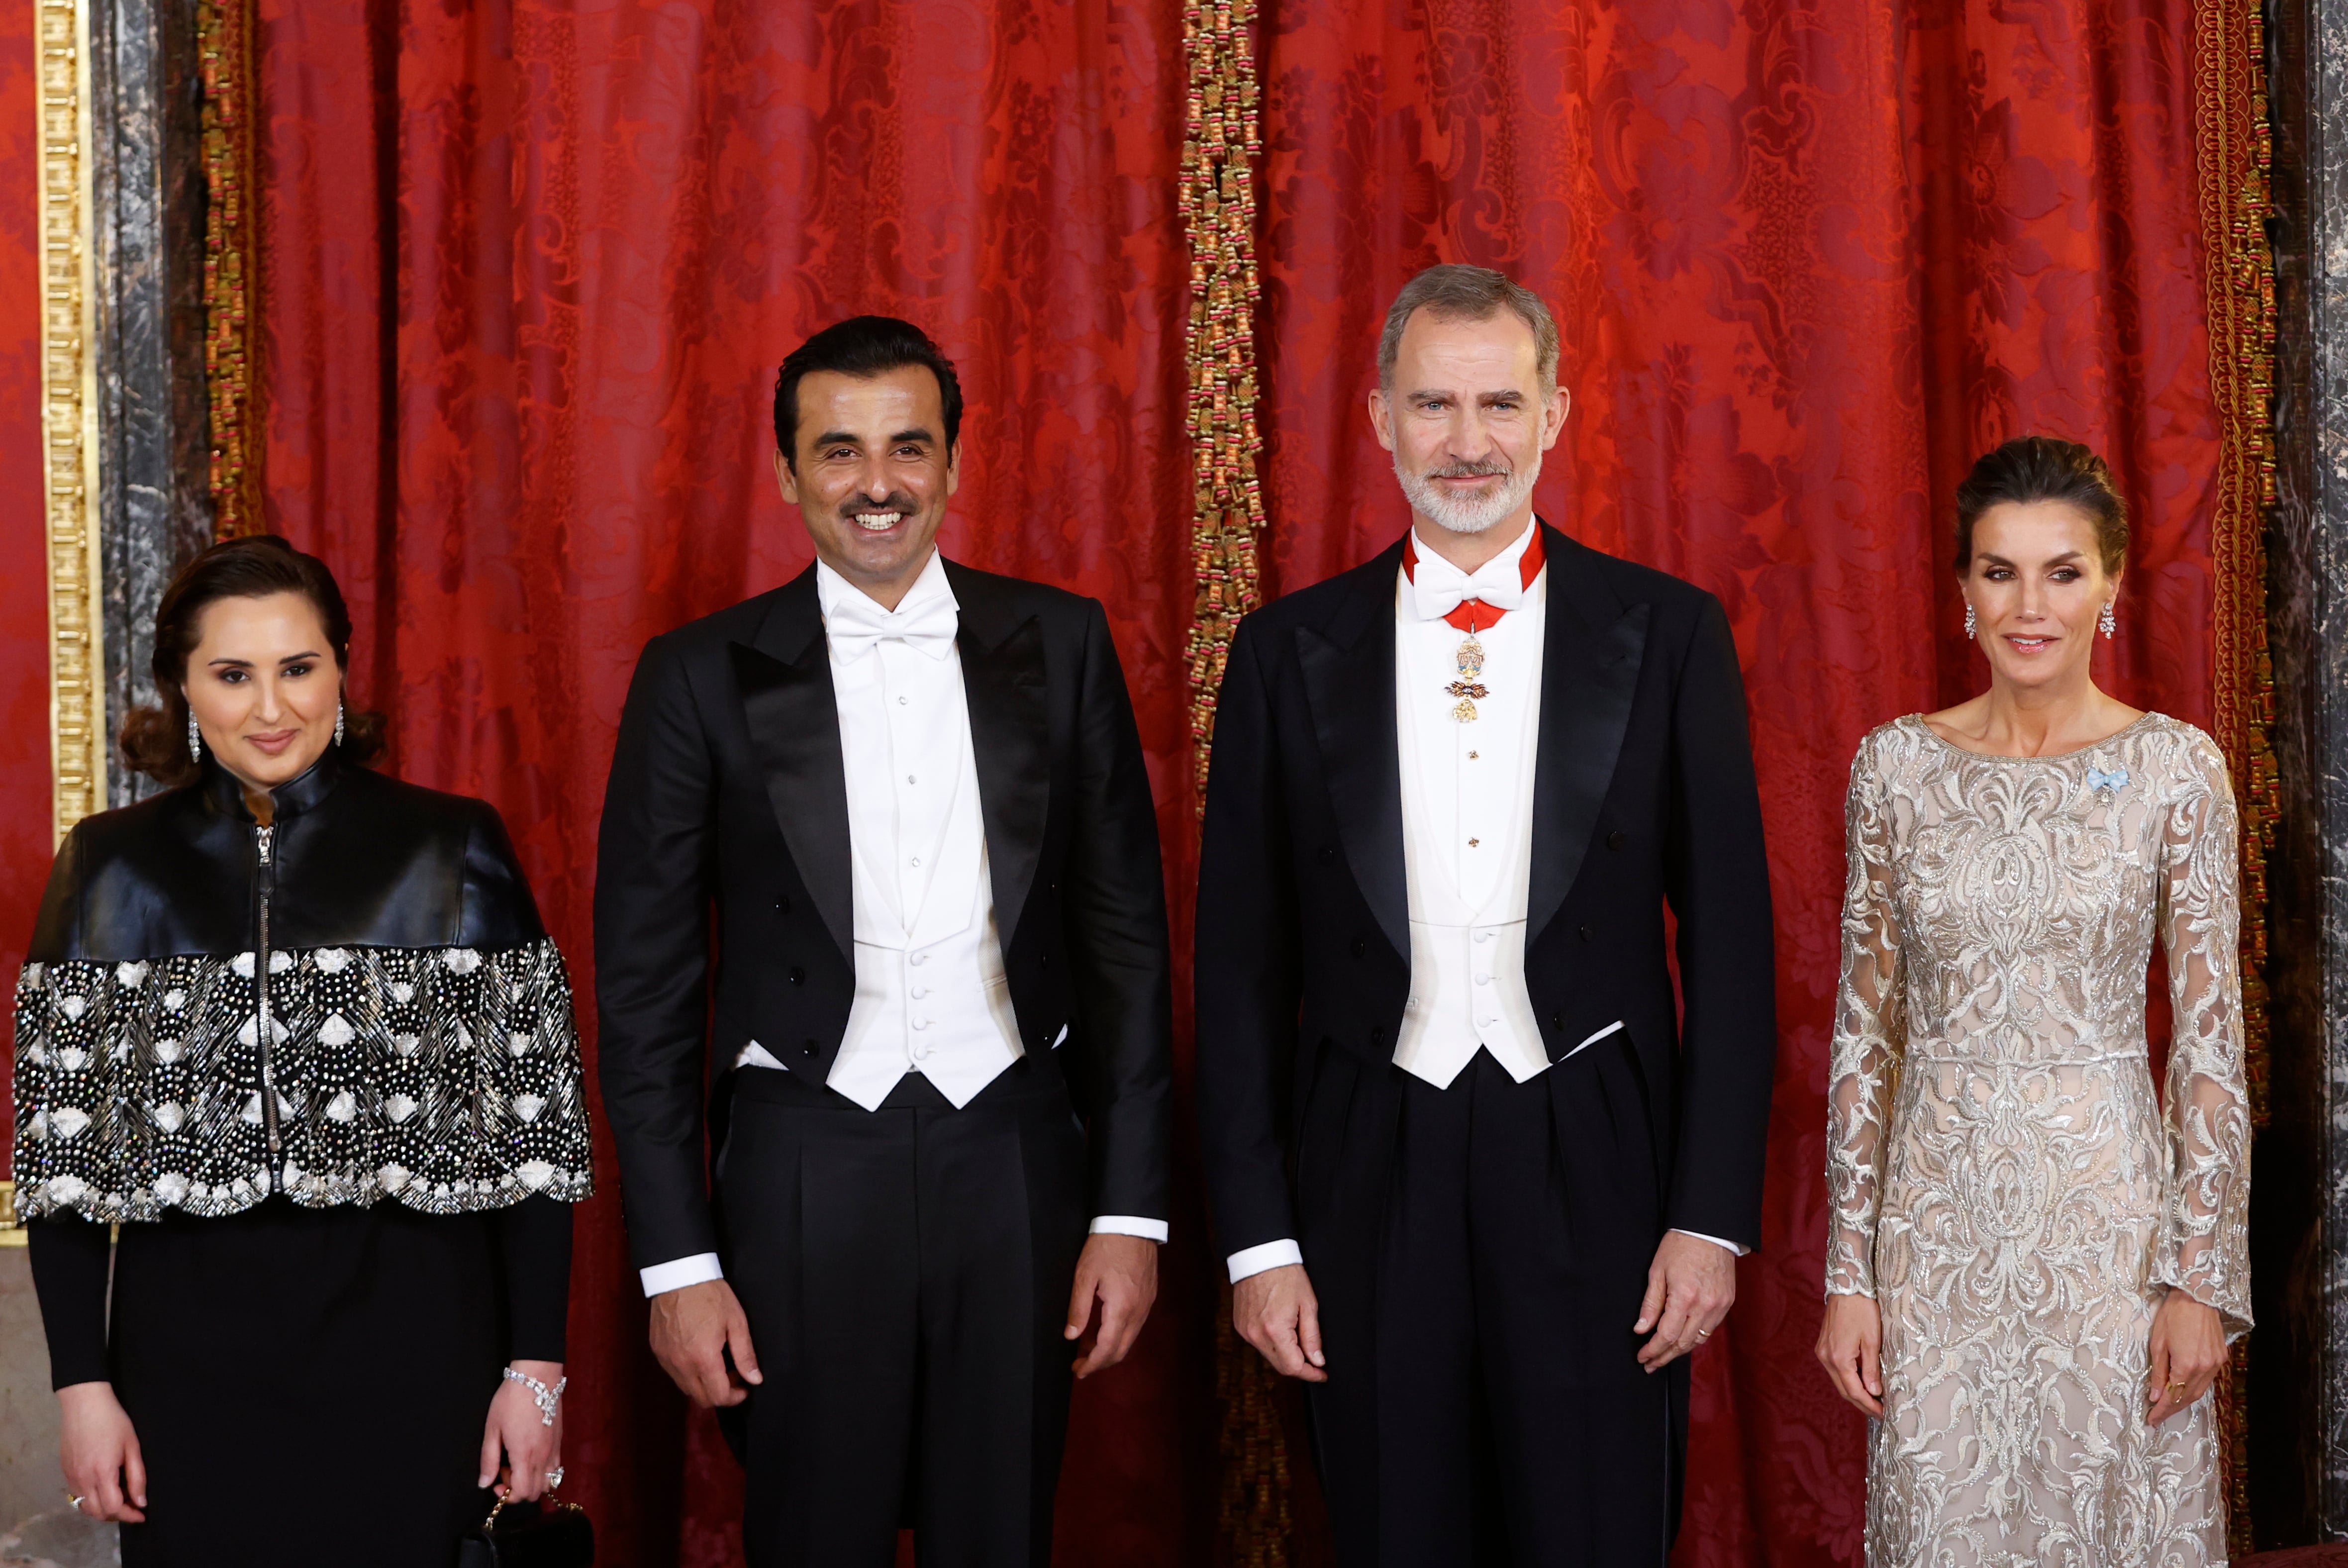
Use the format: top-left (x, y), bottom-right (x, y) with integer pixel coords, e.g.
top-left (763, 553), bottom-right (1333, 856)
top-left (1671, 1228), bottom-right (1751, 1258)
top-left (1088, 1215), bottom-right (1169, 1243)
top-left (1227, 1238), bottom-right (1304, 1283)
top-left (639, 1252), bottom-right (725, 1297)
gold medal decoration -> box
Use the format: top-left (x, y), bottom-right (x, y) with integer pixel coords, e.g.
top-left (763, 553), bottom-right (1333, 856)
top-left (1447, 633), bottom-right (1489, 722)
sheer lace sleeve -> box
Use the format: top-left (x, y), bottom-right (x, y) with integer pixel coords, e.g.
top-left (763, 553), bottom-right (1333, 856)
top-left (2152, 731), bottom-right (2252, 1337)
top-left (1826, 732), bottom-right (1905, 1298)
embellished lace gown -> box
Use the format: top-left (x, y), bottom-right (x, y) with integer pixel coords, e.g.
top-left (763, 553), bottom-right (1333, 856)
top-left (1825, 713), bottom-right (2251, 1568)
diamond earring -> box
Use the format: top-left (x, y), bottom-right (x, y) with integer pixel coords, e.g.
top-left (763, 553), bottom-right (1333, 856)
top-left (1963, 604), bottom-right (1977, 641)
top-left (2100, 601), bottom-right (2116, 640)
top-left (187, 709), bottom-right (201, 764)
top-left (334, 700), bottom-right (346, 747)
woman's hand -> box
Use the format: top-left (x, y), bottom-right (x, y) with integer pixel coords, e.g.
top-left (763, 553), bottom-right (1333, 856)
top-left (1815, 1292), bottom-right (1885, 1418)
top-left (58, 1381), bottom-right (145, 1523)
top-left (478, 1361), bottom-right (565, 1502)
top-left (2147, 1291), bottom-right (2227, 1426)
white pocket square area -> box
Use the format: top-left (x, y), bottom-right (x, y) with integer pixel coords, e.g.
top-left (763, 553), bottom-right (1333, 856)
top-left (1560, 1020), bottom-right (1624, 1061)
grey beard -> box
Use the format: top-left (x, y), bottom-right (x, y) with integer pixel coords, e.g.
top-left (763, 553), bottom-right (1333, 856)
top-left (1395, 454), bottom-right (1540, 536)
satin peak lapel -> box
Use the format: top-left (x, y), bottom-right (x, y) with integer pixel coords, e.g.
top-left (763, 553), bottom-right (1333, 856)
top-left (950, 567), bottom-right (1050, 952)
top-left (731, 576), bottom-right (853, 968)
top-left (1527, 532), bottom-right (1650, 947)
top-left (1297, 554), bottom-right (1408, 965)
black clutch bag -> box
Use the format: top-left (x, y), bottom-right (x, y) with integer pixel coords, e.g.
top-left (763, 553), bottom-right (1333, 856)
top-left (457, 1491), bottom-right (594, 1568)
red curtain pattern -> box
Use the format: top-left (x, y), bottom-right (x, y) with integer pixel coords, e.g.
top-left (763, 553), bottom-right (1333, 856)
top-left (208, 0), bottom-right (2214, 1564)
top-left (0, 0), bottom-right (54, 1062)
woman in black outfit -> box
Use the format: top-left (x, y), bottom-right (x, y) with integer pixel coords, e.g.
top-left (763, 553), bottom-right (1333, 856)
top-left (13, 536), bottom-right (593, 1565)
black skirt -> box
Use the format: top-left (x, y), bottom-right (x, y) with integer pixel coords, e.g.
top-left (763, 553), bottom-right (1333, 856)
top-left (108, 1200), bottom-right (505, 1568)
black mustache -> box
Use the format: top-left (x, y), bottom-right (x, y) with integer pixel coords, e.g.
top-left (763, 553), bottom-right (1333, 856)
top-left (838, 493), bottom-right (921, 520)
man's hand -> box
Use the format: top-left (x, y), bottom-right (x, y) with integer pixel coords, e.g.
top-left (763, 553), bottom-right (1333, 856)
top-left (57, 1382), bottom-right (144, 1523)
top-left (650, 1278), bottom-right (763, 1407)
top-left (1065, 1233), bottom-right (1159, 1377)
top-left (1232, 1263), bottom-right (1327, 1382)
top-left (1634, 1231), bottom-right (1737, 1372)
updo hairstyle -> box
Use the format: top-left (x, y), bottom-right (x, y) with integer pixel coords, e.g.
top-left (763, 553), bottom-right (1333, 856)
top-left (119, 535), bottom-right (386, 786)
top-left (1953, 436), bottom-right (2128, 579)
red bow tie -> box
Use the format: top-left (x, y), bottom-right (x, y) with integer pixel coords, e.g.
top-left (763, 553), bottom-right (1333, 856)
top-left (1401, 527), bottom-right (1547, 633)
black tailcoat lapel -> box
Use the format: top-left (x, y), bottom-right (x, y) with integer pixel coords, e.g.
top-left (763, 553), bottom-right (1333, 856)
top-left (1298, 541), bottom-right (1409, 965)
top-left (731, 569), bottom-right (854, 969)
top-left (945, 562), bottom-right (1051, 953)
top-left (1526, 526), bottom-right (1650, 948)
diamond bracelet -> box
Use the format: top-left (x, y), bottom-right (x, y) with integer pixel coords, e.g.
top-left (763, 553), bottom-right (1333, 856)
top-left (502, 1366), bottom-right (568, 1428)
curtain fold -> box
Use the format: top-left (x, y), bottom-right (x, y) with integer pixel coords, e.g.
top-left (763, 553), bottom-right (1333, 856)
top-left (249, 1), bottom-right (2226, 1563)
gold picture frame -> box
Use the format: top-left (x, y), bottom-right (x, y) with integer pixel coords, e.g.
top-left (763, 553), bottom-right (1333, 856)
top-left (39, 0), bottom-right (103, 847)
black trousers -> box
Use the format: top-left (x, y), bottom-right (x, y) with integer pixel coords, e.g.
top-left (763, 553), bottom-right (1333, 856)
top-left (1299, 1046), bottom-right (1685, 1568)
top-left (716, 1054), bottom-right (1090, 1568)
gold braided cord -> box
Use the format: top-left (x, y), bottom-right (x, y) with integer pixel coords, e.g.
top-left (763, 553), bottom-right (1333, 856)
top-left (39, 0), bottom-right (104, 842)
top-left (198, 0), bottom-right (261, 537)
top-left (2190, 2), bottom-right (2274, 1555)
top-left (1181, 0), bottom-right (1265, 804)
top-left (1184, 2), bottom-right (1288, 1562)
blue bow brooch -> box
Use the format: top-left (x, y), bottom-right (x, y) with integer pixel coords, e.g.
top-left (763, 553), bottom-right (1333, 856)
top-left (2084, 765), bottom-right (2130, 795)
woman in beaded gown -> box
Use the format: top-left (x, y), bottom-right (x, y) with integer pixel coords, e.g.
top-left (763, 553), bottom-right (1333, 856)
top-left (1816, 437), bottom-right (2250, 1568)
top-left (14, 537), bottom-right (595, 1566)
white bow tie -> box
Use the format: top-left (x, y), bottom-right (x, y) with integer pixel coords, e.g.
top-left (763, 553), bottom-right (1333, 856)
top-left (824, 587), bottom-right (960, 660)
top-left (1407, 540), bottom-right (1534, 623)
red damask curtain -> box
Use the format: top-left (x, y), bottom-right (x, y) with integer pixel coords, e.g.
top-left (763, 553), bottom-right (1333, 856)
top-left (247, 1), bottom-right (2222, 1565)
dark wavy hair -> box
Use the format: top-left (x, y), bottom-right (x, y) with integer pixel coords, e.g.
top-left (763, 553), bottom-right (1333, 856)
top-left (119, 535), bottom-right (386, 787)
top-left (1954, 436), bottom-right (2129, 578)
top-left (771, 315), bottom-right (964, 471)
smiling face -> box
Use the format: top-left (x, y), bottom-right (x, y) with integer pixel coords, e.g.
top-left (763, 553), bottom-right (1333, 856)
top-left (1369, 307), bottom-right (1567, 545)
top-left (183, 590), bottom-right (344, 795)
top-left (775, 365), bottom-right (960, 609)
top-left (1961, 500), bottom-right (2119, 691)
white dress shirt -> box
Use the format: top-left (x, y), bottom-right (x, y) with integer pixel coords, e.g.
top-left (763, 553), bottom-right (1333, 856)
top-left (1226, 526), bottom-right (1741, 1284)
top-left (640, 552), bottom-right (1165, 1299)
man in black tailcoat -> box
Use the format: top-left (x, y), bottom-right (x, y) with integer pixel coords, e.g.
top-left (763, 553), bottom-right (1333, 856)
top-left (595, 316), bottom-right (1174, 1567)
top-left (1196, 265), bottom-right (1777, 1565)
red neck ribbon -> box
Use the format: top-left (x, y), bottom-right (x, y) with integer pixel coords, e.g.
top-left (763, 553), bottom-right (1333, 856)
top-left (1401, 525), bottom-right (1547, 633)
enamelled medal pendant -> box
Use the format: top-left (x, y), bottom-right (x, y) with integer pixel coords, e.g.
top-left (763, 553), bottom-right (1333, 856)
top-left (1447, 615), bottom-right (1490, 723)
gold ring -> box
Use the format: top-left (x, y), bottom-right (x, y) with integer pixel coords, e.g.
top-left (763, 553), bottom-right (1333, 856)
top-left (1695, 1328), bottom-right (1711, 1341)
top-left (2168, 1380), bottom-right (2188, 1394)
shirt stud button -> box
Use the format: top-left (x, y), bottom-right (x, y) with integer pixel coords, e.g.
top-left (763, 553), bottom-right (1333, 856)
top-left (1475, 975), bottom-right (1490, 986)
top-left (1468, 751), bottom-right (1479, 760)
top-left (911, 986), bottom-right (927, 999)
top-left (909, 857), bottom-right (921, 868)
top-left (907, 775), bottom-right (916, 784)
top-left (1468, 838), bottom-right (1480, 848)
top-left (910, 954), bottom-right (927, 967)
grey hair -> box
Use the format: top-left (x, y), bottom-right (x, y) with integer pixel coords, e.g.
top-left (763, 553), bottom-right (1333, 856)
top-left (1376, 264), bottom-right (1561, 392)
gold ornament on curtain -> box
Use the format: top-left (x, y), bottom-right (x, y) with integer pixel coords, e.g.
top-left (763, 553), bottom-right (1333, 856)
top-left (2191, 0), bottom-right (2275, 1555)
top-left (198, 0), bottom-right (262, 537)
top-left (1182, 2), bottom-right (1290, 1564)
top-left (1181, 0), bottom-right (1266, 802)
